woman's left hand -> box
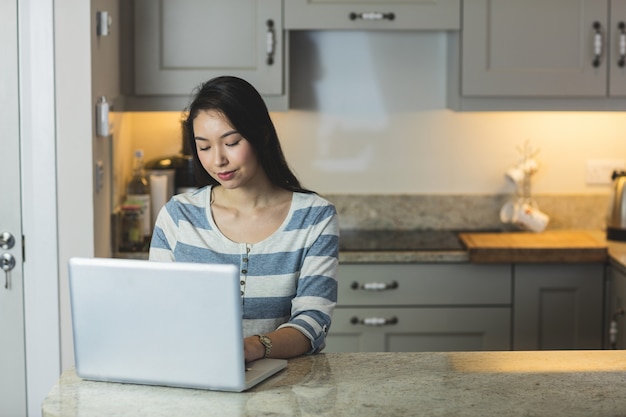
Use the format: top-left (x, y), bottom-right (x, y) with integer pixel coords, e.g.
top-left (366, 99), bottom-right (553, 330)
top-left (243, 328), bottom-right (311, 362)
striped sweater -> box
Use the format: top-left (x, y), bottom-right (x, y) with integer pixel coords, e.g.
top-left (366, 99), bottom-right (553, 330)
top-left (149, 186), bottom-right (339, 353)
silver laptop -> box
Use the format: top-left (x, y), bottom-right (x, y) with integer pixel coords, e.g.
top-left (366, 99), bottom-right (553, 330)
top-left (68, 257), bottom-right (287, 392)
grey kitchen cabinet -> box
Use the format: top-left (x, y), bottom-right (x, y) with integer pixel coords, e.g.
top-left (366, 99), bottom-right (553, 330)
top-left (325, 264), bottom-right (512, 353)
top-left (609, 0), bottom-right (626, 96)
top-left (608, 262), bottom-right (626, 349)
top-left (130, 0), bottom-right (286, 110)
top-left (461, 0), bottom-right (626, 98)
top-left (513, 263), bottom-right (605, 350)
top-left (284, 0), bottom-right (460, 30)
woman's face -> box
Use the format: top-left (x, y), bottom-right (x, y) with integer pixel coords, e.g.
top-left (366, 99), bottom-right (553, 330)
top-left (193, 110), bottom-right (263, 190)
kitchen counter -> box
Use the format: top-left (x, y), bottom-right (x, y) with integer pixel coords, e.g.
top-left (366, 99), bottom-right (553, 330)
top-left (42, 351), bottom-right (626, 417)
top-left (608, 238), bottom-right (626, 273)
top-left (339, 229), bottom-right (626, 266)
top-left (338, 229), bottom-right (471, 263)
top-left (121, 229), bottom-right (626, 266)
top-left (459, 230), bottom-right (608, 263)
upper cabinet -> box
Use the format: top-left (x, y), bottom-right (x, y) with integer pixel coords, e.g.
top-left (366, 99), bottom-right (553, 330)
top-left (609, 0), bottom-right (626, 96)
top-left (461, 0), bottom-right (626, 98)
top-left (130, 0), bottom-right (286, 110)
top-left (285, 0), bottom-right (460, 30)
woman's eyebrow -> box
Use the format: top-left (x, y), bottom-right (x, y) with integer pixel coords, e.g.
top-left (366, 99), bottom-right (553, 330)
top-left (194, 130), bottom-right (239, 141)
top-left (220, 130), bottom-right (239, 139)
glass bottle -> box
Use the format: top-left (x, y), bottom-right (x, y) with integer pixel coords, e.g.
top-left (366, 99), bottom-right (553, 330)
top-left (126, 149), bottom-right (151, 247)
top-left (119, 204), bottom-right (143, 252)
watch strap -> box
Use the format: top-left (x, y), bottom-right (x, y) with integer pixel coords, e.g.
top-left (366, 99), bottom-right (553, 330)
top-left (256, 334), bottom-right (272, 358)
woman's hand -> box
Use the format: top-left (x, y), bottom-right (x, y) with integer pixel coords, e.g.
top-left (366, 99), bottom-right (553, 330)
top-left (243, 328), bottom-right (311, 362)
top-left (244, 335), bottom-right (267, 363)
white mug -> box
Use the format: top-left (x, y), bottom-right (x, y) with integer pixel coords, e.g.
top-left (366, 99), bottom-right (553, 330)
top-left (505, 159), bottom-right (538, 187)
top-left (499, 200), bottom-right (518, 223)
top-left (505, 167), bottom-right (525, 187)
top-left (514, 203), bottom-right (549, 233)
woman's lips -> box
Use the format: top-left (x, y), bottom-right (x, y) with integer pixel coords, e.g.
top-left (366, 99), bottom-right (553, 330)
top-left (217, 170), bottom-right (236, 181)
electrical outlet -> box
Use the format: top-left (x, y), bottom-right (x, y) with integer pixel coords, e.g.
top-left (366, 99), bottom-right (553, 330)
top-left (586, 159), bottom-right (625, 184)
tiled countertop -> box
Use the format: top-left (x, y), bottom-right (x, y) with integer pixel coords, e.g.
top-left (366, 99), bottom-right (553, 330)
top-left (42, 351), bottom-right (626, 417)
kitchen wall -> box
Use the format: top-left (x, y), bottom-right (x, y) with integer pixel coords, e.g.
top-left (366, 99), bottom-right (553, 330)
top-left (118, 31), bottom-right (626, 227)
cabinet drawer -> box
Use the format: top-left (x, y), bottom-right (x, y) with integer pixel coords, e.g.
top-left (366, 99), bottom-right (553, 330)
top-left (326, 307), bottom-right (511, 352)
top-left (337, 264), bottom-right (511, 306)
top-left (285, 0), bottom-right (460, 30)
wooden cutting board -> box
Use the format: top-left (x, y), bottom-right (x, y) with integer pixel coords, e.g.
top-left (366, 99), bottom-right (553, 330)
top-left (458, 230), bottom-right (608, 263)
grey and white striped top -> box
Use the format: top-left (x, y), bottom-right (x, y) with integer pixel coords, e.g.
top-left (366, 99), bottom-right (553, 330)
top-left (149, 185), bottom-right (339, 354)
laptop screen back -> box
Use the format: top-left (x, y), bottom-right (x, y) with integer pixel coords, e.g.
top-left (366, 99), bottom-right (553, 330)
top-left (68, 257), bottom-right (247, 391)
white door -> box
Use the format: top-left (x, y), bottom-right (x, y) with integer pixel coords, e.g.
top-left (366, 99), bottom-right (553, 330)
top-left (0, 0), bottom-right (28, 415)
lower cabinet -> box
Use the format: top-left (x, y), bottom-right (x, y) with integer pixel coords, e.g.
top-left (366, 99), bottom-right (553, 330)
top-left (609, 262), bottom-right (626, 349)
top-left (325, 264), bottom-right (512, 352)
top-left (326, 262), bottom-right (606, 353)
top-left (513, 263), bottom-right (605, 350)
top-left (326, 307), bottom-right (511, 352)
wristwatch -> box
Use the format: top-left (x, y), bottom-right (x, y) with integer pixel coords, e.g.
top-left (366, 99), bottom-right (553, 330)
top-left (257, 334), bottom-right (272, 358)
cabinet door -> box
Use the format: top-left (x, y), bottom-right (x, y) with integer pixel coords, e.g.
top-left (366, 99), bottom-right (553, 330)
top-left (134, 0), bottom-right (283, 96)
top-left (325, 307), bottom-right (511, 352)
top-left (609, 0), bottom-right (626, 96)
top-left (609, 263), bottom-right (626, 348)
top-left (285, 0), bottom-right (460, 30)
top-left (462, 0), bottom-right (608, 97)
top-left (513, 263), bottom-right (605, 350)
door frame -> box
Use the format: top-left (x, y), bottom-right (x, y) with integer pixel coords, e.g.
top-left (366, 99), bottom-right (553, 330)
top-left (14, 1), bottom-right (95, 415)
top-left (18, 1), bottom-right (61, 415)
top-left (1, 0), bottom-right (27, 414)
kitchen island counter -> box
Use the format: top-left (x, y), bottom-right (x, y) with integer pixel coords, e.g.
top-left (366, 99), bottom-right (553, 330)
top-left (42, 351), bottom-right (626, 417)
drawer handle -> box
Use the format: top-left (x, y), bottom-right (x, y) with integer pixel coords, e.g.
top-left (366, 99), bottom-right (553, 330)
top-left (350, 281), bottom-right (398, 291)
top-left (351, 316), bottom-right (398, 326)
top-left (266, 19), bottom-right (275, 66)
top-left (593, 21), bottom-right (603, 68)
top-left (349, 12), bottom-right (395, 22)
top-left (617, 22), bottom-right (626, 68)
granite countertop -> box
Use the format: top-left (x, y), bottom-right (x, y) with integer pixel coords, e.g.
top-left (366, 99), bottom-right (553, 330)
top-left (42, 351), bottom-right (626, 417)
top-left (119, 229), bottom-right (626, 266)
top-left (608, 238), bottom-right (626, 273)
top-left (339, 229), bottom-right (626, 268)
top-left (338, 229), bottom-right (471, 263)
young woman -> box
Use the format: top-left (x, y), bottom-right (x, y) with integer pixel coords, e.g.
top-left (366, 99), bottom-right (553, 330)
top-left (149, 76), bottom-right (339, 363)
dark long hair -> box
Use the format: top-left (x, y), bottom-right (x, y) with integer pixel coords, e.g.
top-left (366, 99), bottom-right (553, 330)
top-left (184, 76), bottom-right (312, 194)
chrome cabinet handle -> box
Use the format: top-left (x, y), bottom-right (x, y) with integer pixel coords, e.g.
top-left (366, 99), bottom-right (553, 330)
top-left (1, 253), bottom-right (16, 289)
top-left (349, 12), bottom-right (395, 21)
top-left (265, 19), bottom-right (275, 66)
top-left (593, 21), bottom-right (603, 68)
top-left (617, 22), bottom-right (626, 68)
top-left (351, 316), bottom-right (398, 326)
top-left (350, 281), bottom-right (398, 291)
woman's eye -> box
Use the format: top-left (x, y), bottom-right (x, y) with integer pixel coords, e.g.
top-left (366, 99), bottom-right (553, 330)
top-left (198, 146), bottom-right (210, 151)
top-left (226, 140), bottom-right (241, 147)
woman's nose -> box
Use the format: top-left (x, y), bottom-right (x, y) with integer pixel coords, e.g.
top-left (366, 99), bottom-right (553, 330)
top-left (213, 148), bottom-right (227, 166)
